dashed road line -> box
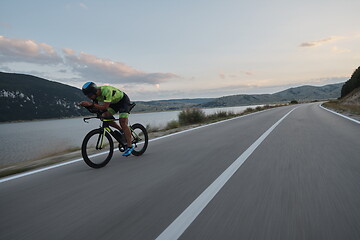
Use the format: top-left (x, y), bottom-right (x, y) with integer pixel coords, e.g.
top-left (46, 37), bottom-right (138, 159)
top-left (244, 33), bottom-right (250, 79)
top-left (155, 107), bottom-right (298, 240)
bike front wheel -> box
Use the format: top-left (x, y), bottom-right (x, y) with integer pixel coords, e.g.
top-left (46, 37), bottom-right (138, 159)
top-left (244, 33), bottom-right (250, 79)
top-left (81, 129), bottom-right (114, 168)
top-left (131, 123), bottom-right (148, 156)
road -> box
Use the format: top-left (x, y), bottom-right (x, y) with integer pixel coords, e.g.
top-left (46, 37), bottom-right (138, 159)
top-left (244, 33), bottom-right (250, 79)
top-left (1, 103), bottom-right (360, 240)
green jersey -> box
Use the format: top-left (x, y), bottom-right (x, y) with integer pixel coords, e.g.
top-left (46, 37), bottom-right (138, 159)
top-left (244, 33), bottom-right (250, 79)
top-left (96, 86), bottom-right (124, 104)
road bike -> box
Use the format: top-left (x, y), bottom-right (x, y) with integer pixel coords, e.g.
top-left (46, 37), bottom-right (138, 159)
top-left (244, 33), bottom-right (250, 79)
top-left (81, 104), bottom-right (148, 168)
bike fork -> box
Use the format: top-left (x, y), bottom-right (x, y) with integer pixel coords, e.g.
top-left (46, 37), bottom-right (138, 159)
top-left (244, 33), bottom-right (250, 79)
top-left (96, 128), bottom-right (106, 150)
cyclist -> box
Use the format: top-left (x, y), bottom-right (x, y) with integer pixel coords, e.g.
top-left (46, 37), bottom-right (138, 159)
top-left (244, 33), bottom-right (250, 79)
top-left (79, 82), bottom-right (134, 156)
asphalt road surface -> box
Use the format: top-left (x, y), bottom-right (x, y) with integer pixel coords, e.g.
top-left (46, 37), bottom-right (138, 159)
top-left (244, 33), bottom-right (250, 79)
top-left (1, 103), bottom-right (360, 240)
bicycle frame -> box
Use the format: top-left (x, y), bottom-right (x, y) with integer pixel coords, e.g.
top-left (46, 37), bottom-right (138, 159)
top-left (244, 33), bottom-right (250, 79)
top-left (97, 124), bottom-right (111, 150)
top-left (83, 117), bottom-right (142, 150)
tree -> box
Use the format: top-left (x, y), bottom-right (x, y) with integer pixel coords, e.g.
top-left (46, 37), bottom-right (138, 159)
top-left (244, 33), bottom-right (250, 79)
top-left (341, 66), bottom-right (360, 98)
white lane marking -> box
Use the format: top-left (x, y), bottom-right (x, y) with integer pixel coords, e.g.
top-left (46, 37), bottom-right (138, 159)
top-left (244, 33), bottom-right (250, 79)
top-left (0, 159), bottom-right (82, 183)
top-left (320, 104), bottom-right (360, 124)
top-left (155, 107), bottom-right (298, 240)
top-left (0, 108), bottom-right (271, 183)
top-left (0, 152), bottom-right (108, 183)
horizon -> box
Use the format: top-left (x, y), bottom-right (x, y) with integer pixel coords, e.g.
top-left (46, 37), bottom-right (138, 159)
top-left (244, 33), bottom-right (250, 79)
top-left (1, 70), bottom-right (345, 102)
top-left (0, 1), bottom-right (359, 101)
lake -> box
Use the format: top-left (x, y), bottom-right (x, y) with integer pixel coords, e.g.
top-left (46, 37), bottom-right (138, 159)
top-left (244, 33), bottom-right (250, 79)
top-left (0, 105), bottom-right (261, 165)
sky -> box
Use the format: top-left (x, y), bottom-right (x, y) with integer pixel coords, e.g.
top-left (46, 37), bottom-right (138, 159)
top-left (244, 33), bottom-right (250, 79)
top-left (0, 0), bottom-right (359, 101)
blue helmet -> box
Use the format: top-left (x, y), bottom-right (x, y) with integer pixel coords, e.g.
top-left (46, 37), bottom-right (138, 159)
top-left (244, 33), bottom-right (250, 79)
top-left (82, 82), bottom-right (97, 97)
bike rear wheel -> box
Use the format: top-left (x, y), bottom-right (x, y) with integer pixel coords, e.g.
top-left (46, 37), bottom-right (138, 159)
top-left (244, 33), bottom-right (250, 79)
top-left (131, 123), bottom-right (148, 156)
top-left (81, 129), bottom-right (114, 168)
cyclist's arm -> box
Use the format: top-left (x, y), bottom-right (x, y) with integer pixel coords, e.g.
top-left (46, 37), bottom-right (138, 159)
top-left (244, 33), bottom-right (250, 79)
top-left (93, 102), bottom-right (110, 111)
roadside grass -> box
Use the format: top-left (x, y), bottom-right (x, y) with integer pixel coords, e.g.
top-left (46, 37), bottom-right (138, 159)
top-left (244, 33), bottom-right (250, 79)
top-left (147, 103), bottom-right (287, 134)
top-left (323, 100), bottom-right (360, 115)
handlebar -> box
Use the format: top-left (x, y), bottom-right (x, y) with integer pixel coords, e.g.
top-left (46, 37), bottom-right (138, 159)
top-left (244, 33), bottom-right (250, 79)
top-left (83, 116), bottom-right (98, 123)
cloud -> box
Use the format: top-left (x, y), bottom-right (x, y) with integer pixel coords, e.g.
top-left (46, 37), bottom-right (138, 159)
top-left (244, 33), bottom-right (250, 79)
top-left (299, 36), bottom-right (345, 47)
top-left (63, 49), bottom-right (178, 84)
top-left (0, 35), bottom-right (62, 64)
top-left (218, 71), bottom-right (254, 80)
top-left (305, 76), bottom-right (348, 85)
top-left (79, 2), bottom-right (88, 9)
top-left (63, 49), bottom-right (141, 76)
top-left (331, 46), bottom-right (350, 53)
top-left (0, 22), bottom-right (12, 29)
top-left (65, 2), bottom-right (88, 10)
top-left (243, 71), bottom-right (253, 76)
top-left (0, 35), bottom-right (178, 85)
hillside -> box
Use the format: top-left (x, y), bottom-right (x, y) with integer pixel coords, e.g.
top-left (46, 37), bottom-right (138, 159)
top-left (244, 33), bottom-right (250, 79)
top-left (323, 87), bottom-right (360, 118)
top-left (0, 72), bottom-right (88, 122)
top-left (339, 66), bottom-right (360, 106)
top-left (340, 88), bottom-right (360, 106)
top-left (341, 66), bottom-right (360, 97)
top-left (322, 66), bottom-right (360, 117)
top-left (200, 83), bottom-right (343, 108)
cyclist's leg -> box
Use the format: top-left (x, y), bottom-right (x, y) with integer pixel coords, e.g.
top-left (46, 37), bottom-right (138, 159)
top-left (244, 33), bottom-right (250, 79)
top-left (119, 114), bottom-right (132, 147)
top-left (116, 93), bottom-right (133, 147)
top-left (102, 111), bottom-right (122, 131)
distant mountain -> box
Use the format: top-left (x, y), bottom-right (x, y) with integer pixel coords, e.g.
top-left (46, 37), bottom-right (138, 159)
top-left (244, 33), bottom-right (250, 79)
top-left (0, 72), bottom-right (88, 122)
top-left (199, 83), bottom-right (344, 108)
top-left (134, 98), bottom-right (214, 112)
top-left (0, 71), bottom-right (345, 122)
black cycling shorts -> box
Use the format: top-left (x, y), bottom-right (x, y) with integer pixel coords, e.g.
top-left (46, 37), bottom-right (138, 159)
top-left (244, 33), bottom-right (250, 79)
top-left (108, 93), bottom-right (131, 117)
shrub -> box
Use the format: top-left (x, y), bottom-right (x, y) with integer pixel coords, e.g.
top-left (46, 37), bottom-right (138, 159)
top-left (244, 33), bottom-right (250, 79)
top-left (165, 120), bottom-right (180, 130)
top-left (211, 111), bottom-right (231, 119)
top-left (243, 107), bottom-right (254, 114)
top-left (215, 111), bottom-right (228, 118)
top-left (206, 111), bottom-right (232, 121)
top-left (146, 124), bottom-right (160, 133)
top-left (178, 108), bottom-right (206, 125)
